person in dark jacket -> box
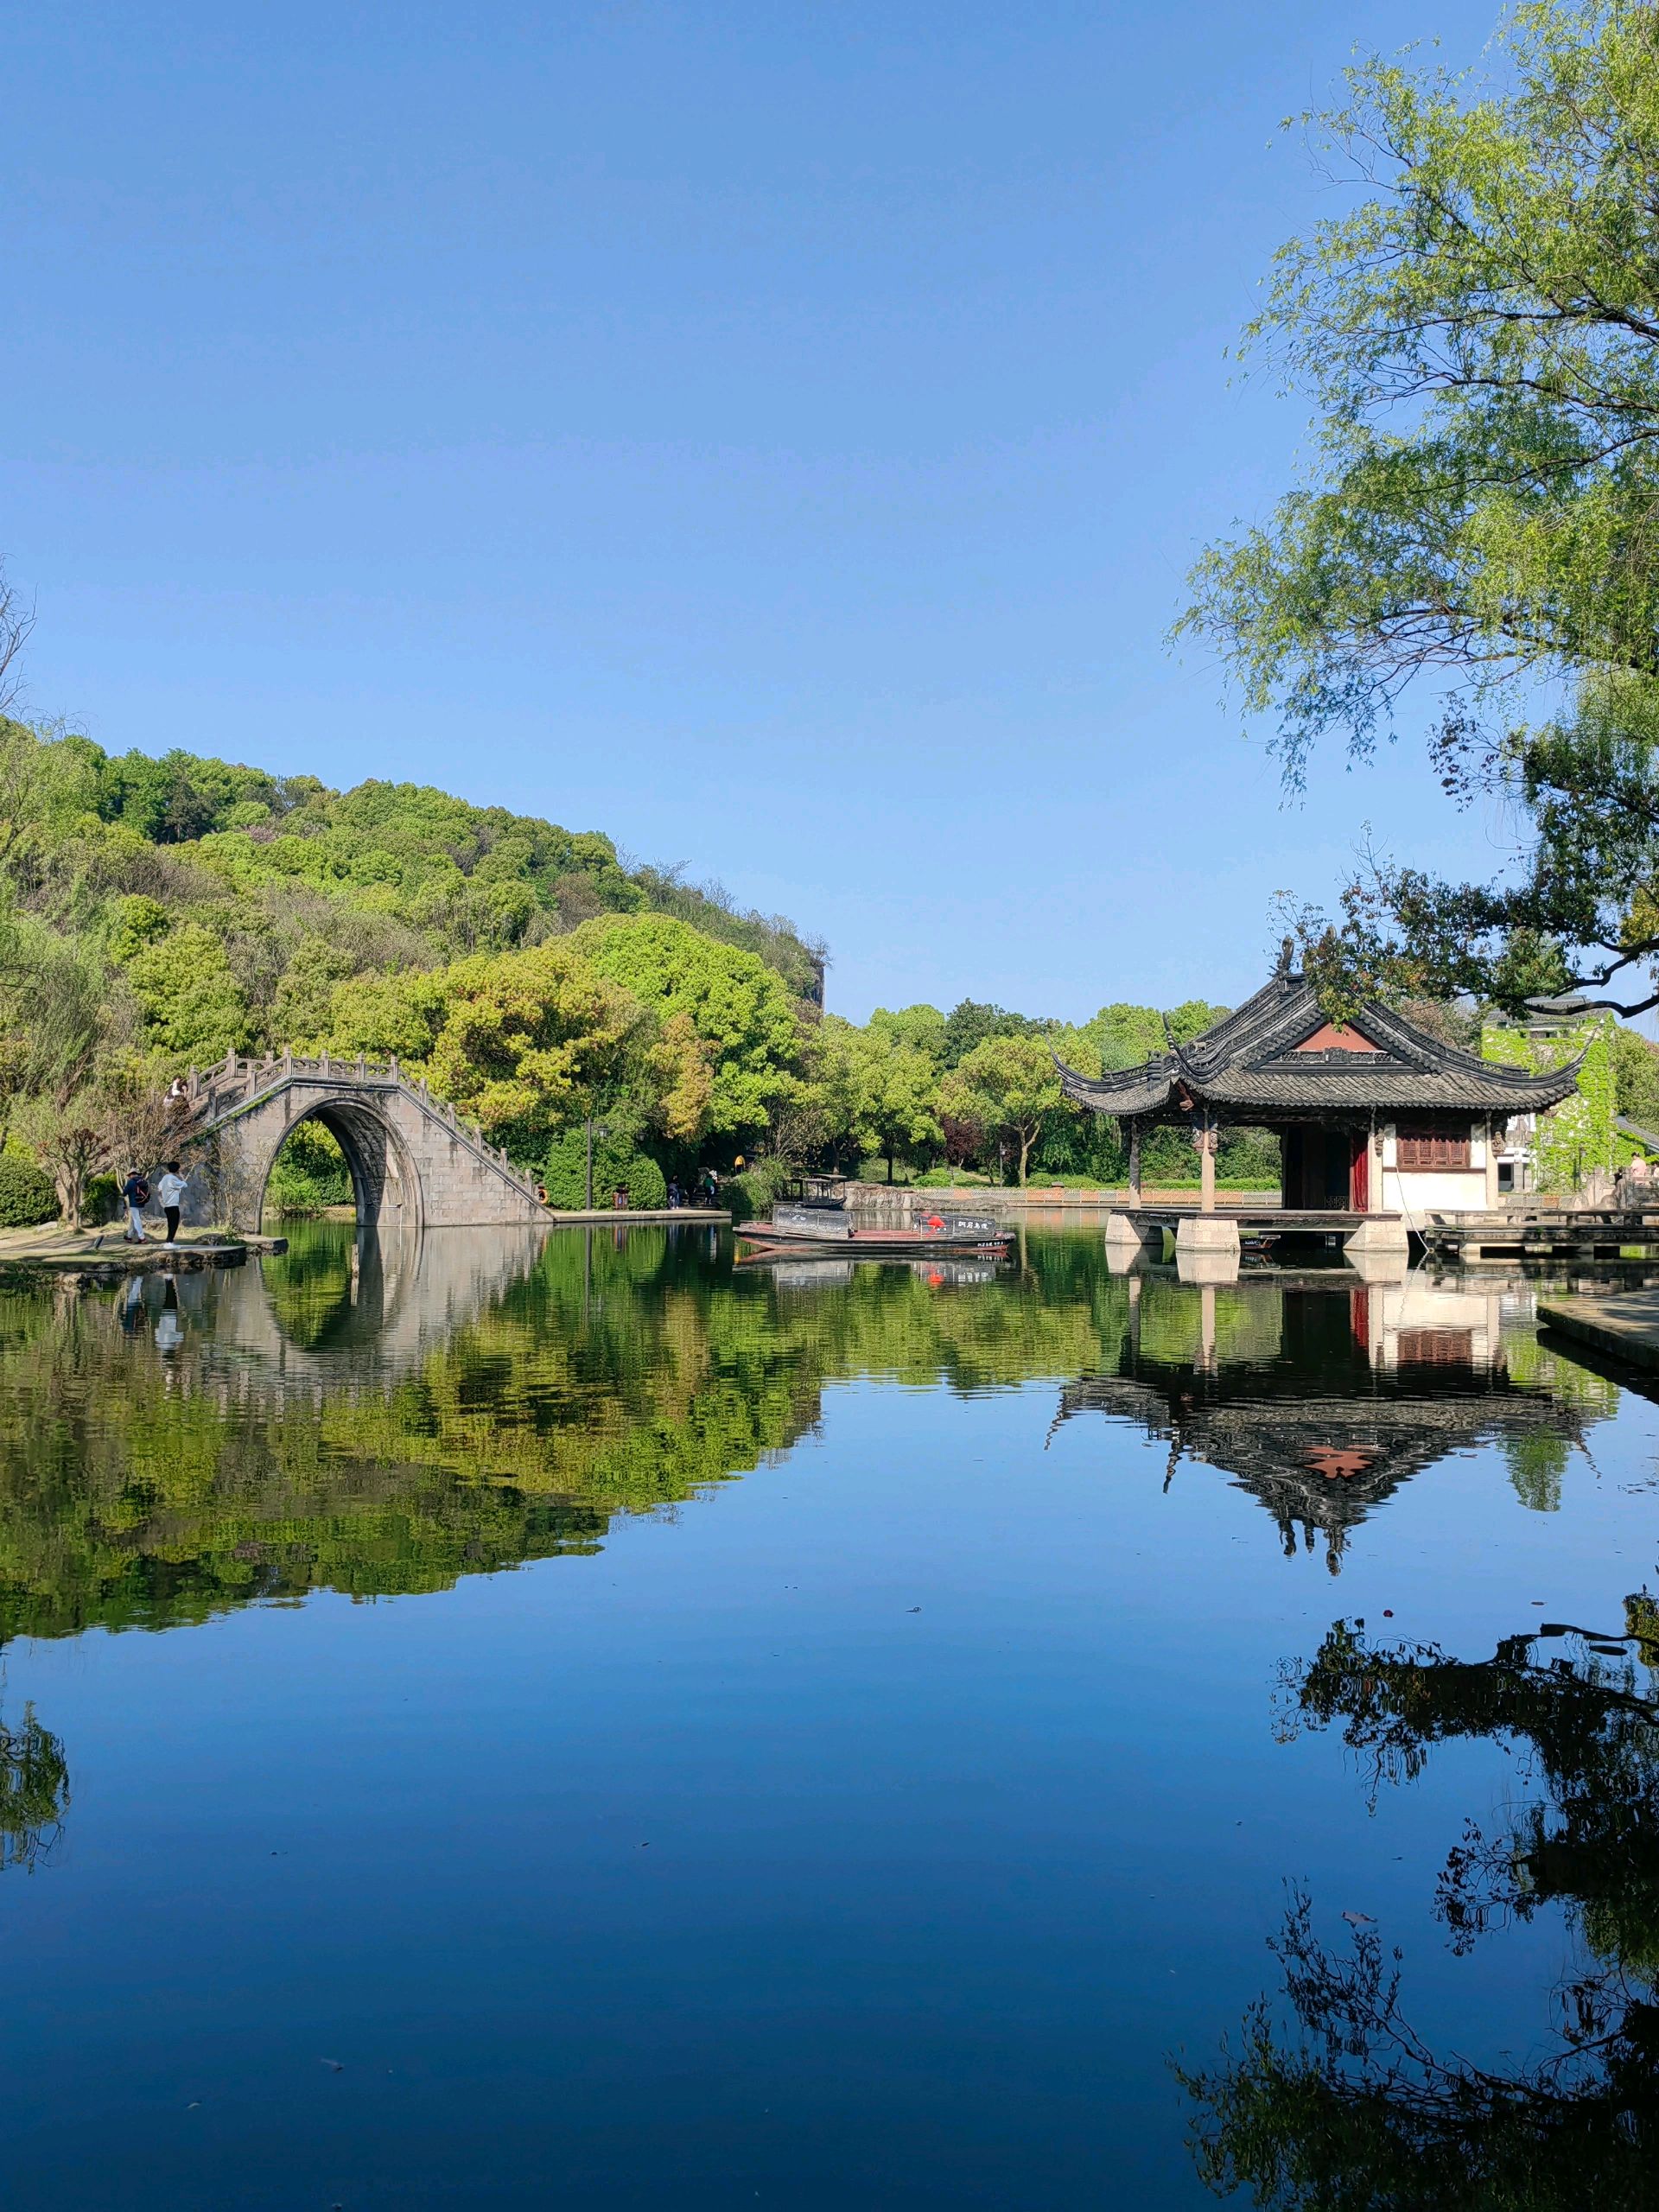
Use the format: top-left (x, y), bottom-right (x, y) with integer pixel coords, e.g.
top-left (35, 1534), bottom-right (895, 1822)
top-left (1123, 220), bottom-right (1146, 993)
top-left (119, 1169), bottom-right (149, 1243)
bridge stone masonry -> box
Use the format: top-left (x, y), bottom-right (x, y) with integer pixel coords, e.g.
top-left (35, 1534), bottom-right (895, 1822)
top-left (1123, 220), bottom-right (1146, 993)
top-left (180, 1049), bottom-right (553, 1233)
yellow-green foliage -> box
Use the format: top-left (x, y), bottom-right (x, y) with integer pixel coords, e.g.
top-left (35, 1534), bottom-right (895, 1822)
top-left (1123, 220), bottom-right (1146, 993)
top-left (571, 913), bottom-right (803, 1136)
top-left (265, 1120), bottom-right (353, 1212)
top-left (0, 719), bottom-right (827, 1180)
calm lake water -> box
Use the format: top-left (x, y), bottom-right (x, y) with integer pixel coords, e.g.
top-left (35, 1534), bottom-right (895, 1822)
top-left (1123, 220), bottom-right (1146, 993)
top-left (1, 1223), bottom-right (1656, 2208)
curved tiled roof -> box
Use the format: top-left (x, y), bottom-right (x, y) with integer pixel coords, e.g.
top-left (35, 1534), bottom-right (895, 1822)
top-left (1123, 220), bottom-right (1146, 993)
top-left (1054, 974), bottom-right (1583, 1119)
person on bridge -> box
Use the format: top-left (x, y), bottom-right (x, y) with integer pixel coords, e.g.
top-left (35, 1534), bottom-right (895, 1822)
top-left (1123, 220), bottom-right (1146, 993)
top-left (119, 1168), bottom-right (149, 1243)
top-left (156, 1161), bottom-right (190, 1243)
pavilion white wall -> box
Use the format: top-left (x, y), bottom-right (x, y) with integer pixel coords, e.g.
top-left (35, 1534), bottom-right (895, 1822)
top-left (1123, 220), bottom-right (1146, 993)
top-left (1381, 1168), bottom-right (1489, 1215)
top-left (1376, 1120), bottom-right (1491, 1217)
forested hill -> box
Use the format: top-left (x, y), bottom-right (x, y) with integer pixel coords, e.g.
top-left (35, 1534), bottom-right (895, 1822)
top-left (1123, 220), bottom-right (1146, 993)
top-left (7, 727), bottom-right (824, 1015)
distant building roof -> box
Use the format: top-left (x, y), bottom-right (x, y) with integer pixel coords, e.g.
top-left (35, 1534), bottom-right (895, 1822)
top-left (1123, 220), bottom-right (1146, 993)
top-left (1054, 971), bottom-right (1582, 1122)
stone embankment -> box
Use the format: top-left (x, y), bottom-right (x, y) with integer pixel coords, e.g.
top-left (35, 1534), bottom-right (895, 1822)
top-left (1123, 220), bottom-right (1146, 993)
top-left (1539, 1287), bottom-right (1659, 1375)
top-left (0, 1224), bottom-right (250, 1278)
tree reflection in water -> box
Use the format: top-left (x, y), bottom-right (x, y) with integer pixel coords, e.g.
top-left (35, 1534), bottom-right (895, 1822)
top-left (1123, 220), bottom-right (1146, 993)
top-left (1180, 1611), bottom-right (1659, 2209)
top-left (0, 1222), bottom-right (1115, 1645)
top-left (0, 1705), bottom-right (68, 1871)
top-left (0, 1233), bottom-right (1625, 1646)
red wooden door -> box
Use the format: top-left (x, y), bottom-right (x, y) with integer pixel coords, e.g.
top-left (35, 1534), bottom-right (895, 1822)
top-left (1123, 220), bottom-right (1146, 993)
top-left (1350, 1131), bottom-right (1370, 1212)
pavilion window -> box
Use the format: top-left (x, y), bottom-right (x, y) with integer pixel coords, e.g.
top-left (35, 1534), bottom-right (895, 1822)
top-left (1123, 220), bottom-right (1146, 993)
top-left (1396, 1327), bottom-right (1474, 1367)
top-left (1395, 1122), bottom-right (1471, 1171)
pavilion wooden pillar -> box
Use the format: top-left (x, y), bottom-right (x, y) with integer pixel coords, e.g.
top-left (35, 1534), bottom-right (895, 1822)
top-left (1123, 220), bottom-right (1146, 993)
top-left (1198, 1282), bottom-right (1217, 1371)
top-left (1199, 1112), bottom-right (1217, 1214)
top-left (1127, 1119), bottom-right (1141, 1210)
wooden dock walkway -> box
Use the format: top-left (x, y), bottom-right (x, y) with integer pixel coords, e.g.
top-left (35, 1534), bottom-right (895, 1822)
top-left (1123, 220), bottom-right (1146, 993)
top-left (1114, 1205), bottom-right (1386, 1233)
top-left (1419, 1207), bottom-right (1659, 1262)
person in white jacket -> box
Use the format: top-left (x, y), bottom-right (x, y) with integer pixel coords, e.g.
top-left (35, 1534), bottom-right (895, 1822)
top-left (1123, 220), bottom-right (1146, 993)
top-left (155, 1163), bottom-right (190, 1244)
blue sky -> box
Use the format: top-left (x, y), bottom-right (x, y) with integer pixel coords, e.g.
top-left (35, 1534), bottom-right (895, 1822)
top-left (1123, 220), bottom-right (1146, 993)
top-left (5, 0), bottom-right (1520, 1021)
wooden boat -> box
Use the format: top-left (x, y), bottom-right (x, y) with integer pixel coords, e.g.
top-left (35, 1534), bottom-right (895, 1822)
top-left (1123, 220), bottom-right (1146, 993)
top-left (741, 1253), bottom-right (1004, 1284)
top-left (734, 1174), bottom-right (1012, 1259)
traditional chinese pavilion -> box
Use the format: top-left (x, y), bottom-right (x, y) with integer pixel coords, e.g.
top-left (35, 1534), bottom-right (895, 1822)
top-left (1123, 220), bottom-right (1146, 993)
top-left (1054, 961), bottom-right (1580, 1264)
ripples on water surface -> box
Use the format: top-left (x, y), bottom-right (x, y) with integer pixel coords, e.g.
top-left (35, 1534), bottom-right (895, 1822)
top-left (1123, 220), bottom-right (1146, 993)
top-left (1, 1222), bottom-right (1657, 2207)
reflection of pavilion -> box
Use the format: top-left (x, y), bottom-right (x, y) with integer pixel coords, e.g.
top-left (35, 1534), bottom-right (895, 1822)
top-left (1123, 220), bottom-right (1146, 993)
top-left (1054, 1276), bottom-right (1606, 1570)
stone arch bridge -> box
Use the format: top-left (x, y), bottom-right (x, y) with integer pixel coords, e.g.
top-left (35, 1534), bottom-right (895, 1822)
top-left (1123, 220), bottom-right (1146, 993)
top-left (181, 1051), bottom-right (552, 1233)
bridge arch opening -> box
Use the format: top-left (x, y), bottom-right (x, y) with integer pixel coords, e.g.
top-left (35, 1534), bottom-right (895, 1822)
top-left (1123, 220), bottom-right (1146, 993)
top-left (258, 1098), bottom-right (423, 1236)
top-left (265, 1118), bottom-right (353, 1213)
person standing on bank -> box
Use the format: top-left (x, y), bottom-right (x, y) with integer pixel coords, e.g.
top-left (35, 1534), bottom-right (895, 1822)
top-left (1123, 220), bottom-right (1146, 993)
top-left (119, 1167), bottom-right (150, 1243)
top-left (118, 1167), bottom-right (150, 1238)
top-left (156, 1161), bottom-right (189, 1243)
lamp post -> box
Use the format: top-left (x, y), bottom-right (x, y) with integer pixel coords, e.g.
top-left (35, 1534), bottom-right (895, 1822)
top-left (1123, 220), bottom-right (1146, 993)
top-left (584, 1118), bottom-right (610, 1212)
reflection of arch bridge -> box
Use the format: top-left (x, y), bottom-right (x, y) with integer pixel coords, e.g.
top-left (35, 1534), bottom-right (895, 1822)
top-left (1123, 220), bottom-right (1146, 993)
top-left (207, 1222), bottom-right (555, 1388)
top-left (181, 1051), bottom-right (551, 1232)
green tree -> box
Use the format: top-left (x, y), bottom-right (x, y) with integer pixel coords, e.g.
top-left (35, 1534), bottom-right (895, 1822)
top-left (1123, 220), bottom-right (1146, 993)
top-left (13, 1052), bottom-right (178, 1224)
top-left (766, 1014), bottom-right (868, 1169)
top-left (106, 896), bottom-right (169, 964)
top-left (1179, 1), bottom-right (1659, 1019)
top-left (122, 920), bottom-right (251, 1062)
top-left (941, 999), bottom-right (1049, 1069)
top-left (321, 968), bottom-right (452, 1064)
top-left (573, 913), bottom-right (802, 1141)
top-left (1071, 1003), bottom-right (1163, 1071)
top-left (423, 943), bottom-right (655, 1163)
top-left (868, 1003), bottom-right (949, 1065)
top-left (0, 921), bottom-right (181, 1219)
top-left (268, 935), bottom-right (357, 1045)
top-left (848, 1025), bottom-right (942, 1182)
top-left (941, 1033), bottom-right (1062, 1185)
top-left (1615, 1022), bottom-right (1659, 1132)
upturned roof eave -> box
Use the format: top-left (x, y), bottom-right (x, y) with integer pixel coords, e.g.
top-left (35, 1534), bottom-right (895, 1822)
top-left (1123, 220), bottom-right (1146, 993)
top-left (1051, 1051), bottom-right (1173, 1118)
